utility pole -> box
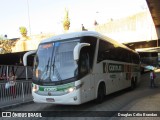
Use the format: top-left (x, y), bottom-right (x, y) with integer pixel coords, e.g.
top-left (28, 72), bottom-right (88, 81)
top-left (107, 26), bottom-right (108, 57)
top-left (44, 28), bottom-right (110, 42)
top-left (27, 0), bottom-right (31, 36)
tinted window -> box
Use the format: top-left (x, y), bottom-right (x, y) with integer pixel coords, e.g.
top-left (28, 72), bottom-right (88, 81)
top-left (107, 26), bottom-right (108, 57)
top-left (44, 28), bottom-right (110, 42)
top-left (78, 47), bottom-right (90, 79)
top-left (97, 39), bottom-right (139, 63)
top-left (132, 53), bottom-right (140, 64)
top-left (81, 36), bottom-right (97, 69)
top-left (97, 40), bottom-right (115, 62)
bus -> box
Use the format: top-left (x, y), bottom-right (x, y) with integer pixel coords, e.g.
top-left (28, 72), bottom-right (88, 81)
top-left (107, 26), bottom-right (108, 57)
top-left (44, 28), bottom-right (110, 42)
top-left (24, 31), bottom-right (140, 105)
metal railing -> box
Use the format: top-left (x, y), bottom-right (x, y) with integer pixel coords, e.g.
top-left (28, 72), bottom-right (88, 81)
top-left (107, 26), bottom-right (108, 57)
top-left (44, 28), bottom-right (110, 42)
top-left (0, 65), bottom-right (33, 81)
top-left (0, 80), bottom-right (32, 108)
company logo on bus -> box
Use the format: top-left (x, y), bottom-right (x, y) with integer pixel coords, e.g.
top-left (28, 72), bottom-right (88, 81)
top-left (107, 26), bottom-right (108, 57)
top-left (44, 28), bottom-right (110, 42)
top-left (44, 87), bottom-right (57, 92)
top-left (103, 63), bottom-right (124, 73)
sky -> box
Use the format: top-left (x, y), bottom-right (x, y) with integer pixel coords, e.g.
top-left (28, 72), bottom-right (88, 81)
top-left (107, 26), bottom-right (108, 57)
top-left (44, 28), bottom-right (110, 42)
top-left (0, 0), bottom-right (148, 39)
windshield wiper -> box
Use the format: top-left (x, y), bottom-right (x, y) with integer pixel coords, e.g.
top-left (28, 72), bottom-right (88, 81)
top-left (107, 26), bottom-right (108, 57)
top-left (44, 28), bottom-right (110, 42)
top-left (52, 58), bottom-right (62, 81)
top-left (46, 58), bottom-right (50, 72)
top-left (41, 58), bottom-right (50, 80)
top-left (52, 64), bottom-right (62, 81)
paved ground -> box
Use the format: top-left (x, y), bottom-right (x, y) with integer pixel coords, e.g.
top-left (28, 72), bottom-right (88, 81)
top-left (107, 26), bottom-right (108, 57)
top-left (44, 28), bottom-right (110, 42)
top-left (110, 69), bottom-right (160, 120)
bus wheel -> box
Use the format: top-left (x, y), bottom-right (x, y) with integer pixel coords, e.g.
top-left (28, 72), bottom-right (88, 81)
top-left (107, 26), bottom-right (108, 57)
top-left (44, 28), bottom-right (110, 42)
top-left (134, 77), bottom-right (137, 88)
top-left (130, 78), bottom-right (135, 90)
top-left (96, 83), bottom-right (106, 103)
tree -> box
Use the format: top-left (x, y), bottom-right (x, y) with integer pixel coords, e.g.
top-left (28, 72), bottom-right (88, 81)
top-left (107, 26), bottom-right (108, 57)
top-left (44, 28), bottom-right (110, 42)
top-left (19, 26), bottom-right (28, 38)
top-left (0, 40), bottom-right (16, 54)
top-left (63, 9), bottom-right (70, 31)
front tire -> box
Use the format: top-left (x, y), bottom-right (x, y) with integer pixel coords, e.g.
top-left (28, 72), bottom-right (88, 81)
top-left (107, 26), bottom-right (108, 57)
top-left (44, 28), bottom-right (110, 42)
top-left (96, 83), bottom-right (106, 103)
top-left (130, 78), bottom-right (137, 90)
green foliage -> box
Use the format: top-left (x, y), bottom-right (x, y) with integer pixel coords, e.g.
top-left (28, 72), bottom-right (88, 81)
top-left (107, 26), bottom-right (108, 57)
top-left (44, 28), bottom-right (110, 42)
top-left (0, 40), bottom-right (16, 54)
top-left (19, 26), bottom-right (28, 37)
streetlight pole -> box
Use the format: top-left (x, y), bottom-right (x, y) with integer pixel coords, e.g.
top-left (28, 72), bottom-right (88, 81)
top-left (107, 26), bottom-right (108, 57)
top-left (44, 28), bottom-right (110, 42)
top-left (27, 0), bottom-right (31, 36)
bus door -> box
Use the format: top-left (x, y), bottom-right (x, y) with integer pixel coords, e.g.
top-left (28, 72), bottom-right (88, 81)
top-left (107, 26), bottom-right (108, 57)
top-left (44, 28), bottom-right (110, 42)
top-left (89, 72), bottom-right (95, 100)
top-left (79, 48), bottom-right (95, 102)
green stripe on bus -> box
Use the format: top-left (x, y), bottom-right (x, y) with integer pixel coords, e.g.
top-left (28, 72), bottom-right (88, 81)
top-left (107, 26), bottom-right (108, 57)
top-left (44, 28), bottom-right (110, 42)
top-left (34, 82), bottom-right (75, 92)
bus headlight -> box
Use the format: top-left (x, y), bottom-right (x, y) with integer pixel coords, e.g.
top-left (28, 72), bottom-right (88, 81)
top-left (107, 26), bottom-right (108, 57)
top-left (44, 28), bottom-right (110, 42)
top-left (68, 87), bottom-right (75, 92)
top-left (66, 87), bottom-right (76, 93)
top-left (32, 84), bottom-right (39, 92)
top-left (66, 83), bottom-right (83, 93)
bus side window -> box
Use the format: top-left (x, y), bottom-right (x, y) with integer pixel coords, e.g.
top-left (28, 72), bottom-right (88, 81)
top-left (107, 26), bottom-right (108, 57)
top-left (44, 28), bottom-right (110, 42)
top-left (97, 40), bottom-right (115, 62)
top-left (132, 53), bottom-right (140, 64)
top-left (80, 36), bottom-right (97, 69)
top-left (97, 40), bottom-right (106, 62)
top-left (79, 48), bottom-right (90, 78)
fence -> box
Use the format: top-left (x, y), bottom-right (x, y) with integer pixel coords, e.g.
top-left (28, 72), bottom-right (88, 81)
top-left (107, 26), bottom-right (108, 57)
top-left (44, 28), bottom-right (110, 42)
top-left (0, 65), bottom-right (33, 81)
top-left (0, 80), bottom-right (32, 109)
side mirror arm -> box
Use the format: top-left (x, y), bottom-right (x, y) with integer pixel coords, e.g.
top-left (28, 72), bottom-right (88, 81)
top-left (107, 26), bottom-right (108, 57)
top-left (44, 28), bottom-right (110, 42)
top-left (73, 43), bottom-right (90, 61)
top-left (23, 50), bottom-right (36, 66)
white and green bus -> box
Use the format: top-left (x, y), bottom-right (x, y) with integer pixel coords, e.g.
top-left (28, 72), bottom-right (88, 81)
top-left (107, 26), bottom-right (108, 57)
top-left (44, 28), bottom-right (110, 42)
top-left (24, 31), bottom-right (140, 105)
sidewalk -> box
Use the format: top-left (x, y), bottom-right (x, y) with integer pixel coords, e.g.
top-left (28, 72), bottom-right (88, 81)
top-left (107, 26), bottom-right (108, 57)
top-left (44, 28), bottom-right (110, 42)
top-left (122, 69), bottom-right (160, 111)
top-left (109, 69), bottom-right (160, 120)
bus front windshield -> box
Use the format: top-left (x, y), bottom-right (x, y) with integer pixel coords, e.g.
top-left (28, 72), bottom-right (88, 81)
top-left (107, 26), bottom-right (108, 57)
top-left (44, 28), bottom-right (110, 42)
top-left (33, 40), bottom-right (79, 83)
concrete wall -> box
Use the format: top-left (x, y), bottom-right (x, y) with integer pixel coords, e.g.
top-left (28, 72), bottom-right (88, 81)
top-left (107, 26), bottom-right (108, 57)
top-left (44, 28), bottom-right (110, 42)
top-left (93, 11), bottom-right (158, 43)
top-left (10, 11), bottom-right (159, 52)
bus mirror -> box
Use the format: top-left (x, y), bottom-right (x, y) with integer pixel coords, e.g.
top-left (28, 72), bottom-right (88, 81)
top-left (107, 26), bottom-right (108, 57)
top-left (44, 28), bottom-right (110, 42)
top-left (73, 43), bottom-right (90, 61)
top-left (23, 50), bottom-right (36, 66)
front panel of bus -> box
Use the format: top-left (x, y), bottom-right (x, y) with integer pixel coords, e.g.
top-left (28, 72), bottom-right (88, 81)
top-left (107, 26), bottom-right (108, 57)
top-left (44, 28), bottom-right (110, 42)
top-left (32, 36), bottom-right (97, 104)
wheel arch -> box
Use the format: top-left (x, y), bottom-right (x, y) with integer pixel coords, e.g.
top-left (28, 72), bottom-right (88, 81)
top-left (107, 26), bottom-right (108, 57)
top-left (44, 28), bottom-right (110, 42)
top-left (96, 80), bottom-right (106, 98)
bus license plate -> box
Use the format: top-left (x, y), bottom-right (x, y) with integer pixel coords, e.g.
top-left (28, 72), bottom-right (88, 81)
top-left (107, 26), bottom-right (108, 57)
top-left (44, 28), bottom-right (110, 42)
top-left (46, 98), bottom-right (55, 102)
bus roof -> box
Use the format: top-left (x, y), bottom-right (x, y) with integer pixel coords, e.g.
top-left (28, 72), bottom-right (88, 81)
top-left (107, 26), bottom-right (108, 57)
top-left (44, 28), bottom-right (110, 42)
top-left (41, 31), bottom-right (101, 43)
top-left (40, 31), bottom-right (138, 54)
